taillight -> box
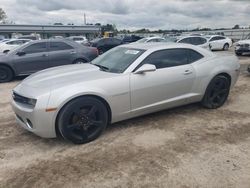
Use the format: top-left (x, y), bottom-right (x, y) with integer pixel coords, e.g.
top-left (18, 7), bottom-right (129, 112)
top-left (92, 47), bottom-right (99, 56)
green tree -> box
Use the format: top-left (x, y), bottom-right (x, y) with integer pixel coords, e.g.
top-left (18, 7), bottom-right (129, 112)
top-left (232, 24), bottom-right (240, 29)
top-left (0, 8), bottom-right (7, 23)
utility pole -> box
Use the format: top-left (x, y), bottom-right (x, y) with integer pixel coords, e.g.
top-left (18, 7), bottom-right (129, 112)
top-left (84, 13), bottom-right (86, 25)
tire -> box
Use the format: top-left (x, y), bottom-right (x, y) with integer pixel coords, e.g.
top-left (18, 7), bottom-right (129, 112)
top-left (223, 43), bottom-right (229, 51)
top-left (201, 75), bottom-right (230, 109)
top-left (0, 65), bottom-right (13, 83)
top-left (57, 96), bottom-right (108, 144)
top-left (73, 59), bottom-right (87, 64)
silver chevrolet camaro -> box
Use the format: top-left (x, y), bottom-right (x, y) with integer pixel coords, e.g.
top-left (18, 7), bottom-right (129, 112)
top-left (12, 43), bottom-right (240, 144)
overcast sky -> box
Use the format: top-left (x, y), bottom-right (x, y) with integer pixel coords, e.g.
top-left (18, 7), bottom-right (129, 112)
top-left (1, 0), bottom-right (250, 30)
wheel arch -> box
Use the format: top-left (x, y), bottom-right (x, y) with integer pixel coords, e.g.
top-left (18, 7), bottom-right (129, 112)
top-left (55, 94), bottom-right (112, 137)
top-left (204, 71), bottom-right (231, 91)
top-left (215, 72), bottom-right (231, 85)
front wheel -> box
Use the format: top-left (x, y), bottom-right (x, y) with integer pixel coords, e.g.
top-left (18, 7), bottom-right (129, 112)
top-left (0, 65), bottom-right (13, 83)
top-left (223, 43), bottom-right (229, 51)
top-left (201, 75), bottom-right (230, 109)
top-left (57, 96), bottom-right (108, 144)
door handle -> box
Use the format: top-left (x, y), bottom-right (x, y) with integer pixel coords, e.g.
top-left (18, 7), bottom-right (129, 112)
top-left (70, 51), bottom-right (76, 55)
top-left (183, 70), bottom-right (193, 75)
top-left (42, 54), bottom-right (48, 57)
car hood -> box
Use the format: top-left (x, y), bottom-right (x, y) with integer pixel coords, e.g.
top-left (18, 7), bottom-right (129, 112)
top-left (237, 39), bottom-right (250, 45)
top-left (21, 64), bottom-right (117, 89)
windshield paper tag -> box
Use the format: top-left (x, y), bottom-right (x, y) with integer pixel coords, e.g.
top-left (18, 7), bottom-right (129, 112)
top-left (125, 50), bottom-right (139, 55)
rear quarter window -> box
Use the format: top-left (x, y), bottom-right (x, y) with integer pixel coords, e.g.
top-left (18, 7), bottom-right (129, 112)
top-left (188, 49), bottom-right (204, 63)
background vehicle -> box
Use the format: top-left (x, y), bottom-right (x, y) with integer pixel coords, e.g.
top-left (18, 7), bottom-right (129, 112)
top-left (89, 37), bottom-right (122, 54)
top-left (103, 32), bottom-right (114, 38)
top-left (234, 36), bottom-right (250, 56)
top-left (177, 36), bottom-right (210, 49)
top-left (66, 36), bottom-right (88, 45)
top-left (0, 39), bottom-right (98, 82)
top-left (122, 35), bottom-right (143, 43)
top-left (135, 37), bottom-right (166, 43)
top-left (18, 35), bottom-right (40, 40)
top-left (0, 39), bottom-right (31, 53)
top-left (12, 43), bottom-right (240, 144)
top-left (206, 35), bottom-right (232, 51)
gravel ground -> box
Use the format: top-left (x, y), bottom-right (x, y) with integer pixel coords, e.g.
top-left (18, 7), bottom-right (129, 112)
top-left (0, 50), bottom-right (250, 188)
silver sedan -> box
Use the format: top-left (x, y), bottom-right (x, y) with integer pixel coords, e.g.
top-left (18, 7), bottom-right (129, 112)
top-left (12, 43), bottom-right (240, 144)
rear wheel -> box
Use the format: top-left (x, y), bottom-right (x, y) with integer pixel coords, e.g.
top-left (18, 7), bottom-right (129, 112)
top-left (57, 96), bottom-right (108, 144)
top-left (0, 65), bottom-right (13, 83)
top-left (201, 75), bottom-right (230, 109)
top-left (223, 43), bottom-right (229, 51)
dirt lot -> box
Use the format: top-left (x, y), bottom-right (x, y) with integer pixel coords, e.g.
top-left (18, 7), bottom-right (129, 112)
top-left (0, 51), bottom-right (250, 188)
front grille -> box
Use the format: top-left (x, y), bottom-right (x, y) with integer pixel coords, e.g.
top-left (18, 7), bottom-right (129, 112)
top-left (240, 44), bottom-right (250, 48)
top-left (12, 92), bottom-right (31, 105)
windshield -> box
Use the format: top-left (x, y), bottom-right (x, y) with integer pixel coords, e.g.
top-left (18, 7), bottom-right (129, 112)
top-left (91, 47), bottom-right (145, 73)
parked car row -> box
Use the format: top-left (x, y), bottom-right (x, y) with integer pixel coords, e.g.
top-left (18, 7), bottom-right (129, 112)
top-left (0, 39), bottom-right (98, 82)
top-left (0, 39), bottom-right (31, 53)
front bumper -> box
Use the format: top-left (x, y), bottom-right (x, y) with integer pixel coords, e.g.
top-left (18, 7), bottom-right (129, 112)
top-left (235, 45), bottom-right (250, 54)
top-left (11, 86), bottom-right (57, 138)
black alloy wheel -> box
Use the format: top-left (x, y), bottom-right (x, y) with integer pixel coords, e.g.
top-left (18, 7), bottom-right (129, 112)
top-left (202, 75), bottom-right (230, 109)
top-left (58, 96), bottom-right (108, 144)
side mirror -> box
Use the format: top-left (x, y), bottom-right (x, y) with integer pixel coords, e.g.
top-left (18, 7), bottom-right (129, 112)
top-left (134, 64), bottom-right (156, 74)
top-left (16, 51), bottom-right (26, 56)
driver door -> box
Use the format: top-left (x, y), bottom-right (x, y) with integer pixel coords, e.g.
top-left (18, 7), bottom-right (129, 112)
top-left (130, 48), bottom-right (196, 116)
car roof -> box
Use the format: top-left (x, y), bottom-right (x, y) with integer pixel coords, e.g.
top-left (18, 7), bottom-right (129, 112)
top-left (7, 38), bottom-right (30, 42)
top-left (179, 35), bottom-right (207, 39)
top-left (19, 38), bottom-right (83, 48)
top-left (144, 36), bottom-right (164, 40)
top-left (121, 42), bottom-right (194, 50)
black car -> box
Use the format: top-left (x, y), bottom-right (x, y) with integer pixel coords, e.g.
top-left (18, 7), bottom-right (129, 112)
top-left (122, 35), bottom-right (143, 43)
top-left (89, 38), bottom-right (122, 54)
top-left (0, 39), bottom-right (98, 82)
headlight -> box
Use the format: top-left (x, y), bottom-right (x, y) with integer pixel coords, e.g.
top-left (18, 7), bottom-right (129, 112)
top-left (12, 92), bottom-right (37, 107)
top-left (27, 98), bottom-right (37, 107)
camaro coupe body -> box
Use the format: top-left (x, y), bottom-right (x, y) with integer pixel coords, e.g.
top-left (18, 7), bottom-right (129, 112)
top-left (12, 43), bottom-right (240, 144)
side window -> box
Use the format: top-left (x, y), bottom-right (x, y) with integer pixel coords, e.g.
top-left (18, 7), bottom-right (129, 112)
top-left (192, 37), bottom-right (207, 45)
top-left (98, 39), bottom-right (105, 46)
top-left (217, 36), bottom-right (225, 40)
top-left (7, 41), bottom-right (22, 45)
top-left (158, 38), bottom-right (165, 42)
top-left (112, 38), bottom-right (122, 45)
top-left (141, 49), bottom-right (189, 69)
top-left (179, 38), bottom-right (192, 44)
top-left (23, 42), bottom-right (47, 54)
top-left (49, 42), bottom-right (73, 51)
top-left (210, 36), bottom-right (224, 41)
top-left (148, 39), bottom-right (158, 43)
top-left (106, 38), bottom-right (114, 45)
top-left (187, 49), bottom-right (204, 63)
top-left (21, 40), bottom-right (28, 44)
